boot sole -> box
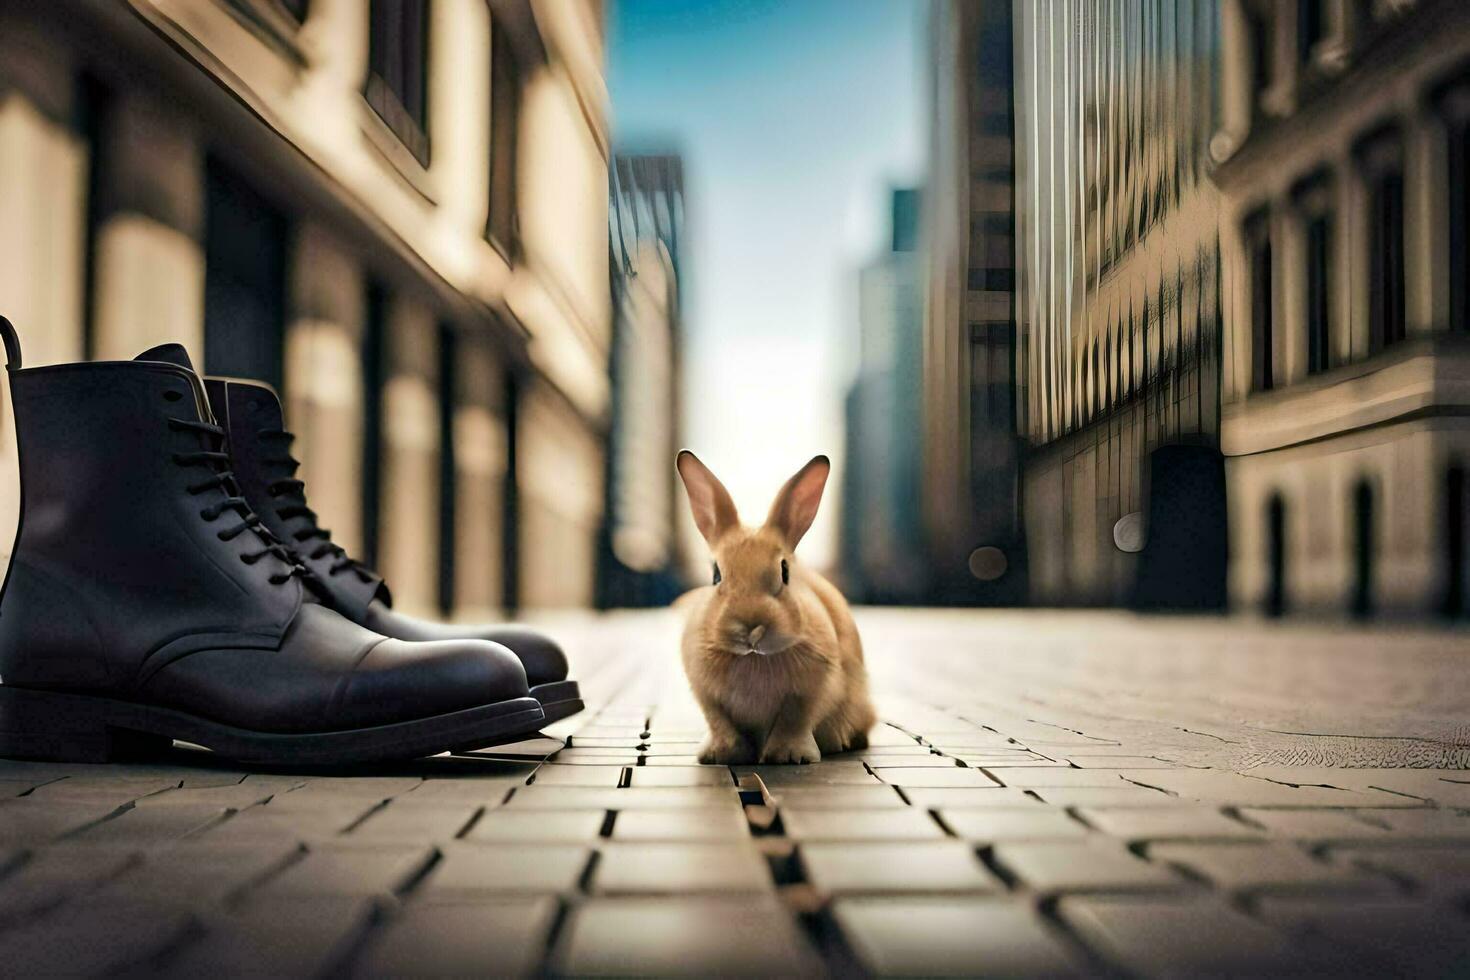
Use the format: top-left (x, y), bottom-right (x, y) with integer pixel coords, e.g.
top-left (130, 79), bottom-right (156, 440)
top-left (530, 680), bottom-right (584, 726)
top-left (0, 685), bottom-right (547, 766)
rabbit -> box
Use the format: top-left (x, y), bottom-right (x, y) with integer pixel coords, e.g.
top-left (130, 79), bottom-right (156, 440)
top-left (675, 450), bottom-right (876, 765)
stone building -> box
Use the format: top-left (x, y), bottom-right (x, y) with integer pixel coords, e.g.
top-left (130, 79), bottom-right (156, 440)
top-left (1214, 0), bottom-right (1470, 616)
top-left (1010, 0), bottom-right (1227, 608)
top-left (921, 0), bottom-right (1027, 605)
top-left (0, 0), bottom-right (611, 613)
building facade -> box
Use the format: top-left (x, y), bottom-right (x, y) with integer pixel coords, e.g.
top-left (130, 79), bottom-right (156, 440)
top-left (841, 188), bottom-right (926, 603)
top-left (1214, 0), bottom-right (1470, 617)
top-left (601, 153), bottom-right (685, 607)
top-left (922, 0), bottom-right (1027, 604)
top-left (1011, 0), bottom-right (1227, 608)
top-left (0, 0), bottom-right (611, 613)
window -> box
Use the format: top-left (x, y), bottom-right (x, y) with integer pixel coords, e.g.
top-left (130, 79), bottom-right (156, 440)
top-left (487, 24), bottom-right (521, 250)
top-left (1246, 210), bottom-right (1274, 392)
top-left (1294, 173), bottom-right (1335, 375)
top-left (1305, 214), bottom-right (1332, 373)
top-left (1297, 0), bottom-right (1325, 64)
top-left (1446, 95), bottom-right (1469, 334)
top-left (1359, 131), bottom-right (1406, 352)
top-left (367, 0), bottom-right (430, 166)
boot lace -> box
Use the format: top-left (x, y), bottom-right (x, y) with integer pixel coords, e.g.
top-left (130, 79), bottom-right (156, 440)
top-left (169, 418), bottom-right (310, 586)
top-left (257, 428), bottom-right (375, 583)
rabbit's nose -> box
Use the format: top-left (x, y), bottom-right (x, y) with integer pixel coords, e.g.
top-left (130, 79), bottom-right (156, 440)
top-left (747, 625), bottom-right (766, 646)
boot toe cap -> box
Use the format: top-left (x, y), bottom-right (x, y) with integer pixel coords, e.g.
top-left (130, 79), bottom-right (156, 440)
top-left (332, 638), bottom-right (531, 729)
top-left (473, 626), bottom-right (569, 686)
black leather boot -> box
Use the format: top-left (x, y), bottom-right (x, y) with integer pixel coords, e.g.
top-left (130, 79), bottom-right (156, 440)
top-left (0, 317), bottom-right (547, 765)
top-left (204, 377), bottom-right (584, 725)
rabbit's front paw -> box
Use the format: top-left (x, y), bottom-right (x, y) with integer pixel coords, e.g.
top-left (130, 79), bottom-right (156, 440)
top-left (759, 733), bottom-right (821, 765)
top-left (698, 735), bottom-right (756, 765)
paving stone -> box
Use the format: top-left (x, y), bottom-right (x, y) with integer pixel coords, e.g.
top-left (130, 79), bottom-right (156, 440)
top-left (132, 783), bottom-right (278, 809)
top-left (1255, 896), bottom-right (1470, 976)
top-left (354, 897), bottom-right (558, 978)
top-left (1244, 768), bottom-right (1470, 807)
top-left (762, 785), bottom-right (910, 809)
top-left (940, 807), bottom-right (1090, 842)
top-left (639, 742), bottom-right (705, 756)
top-left (1059, 894), bottom-right (1333, 976)
top-left (555, 896), bottom-right (820, 976)
top-left (863, 755), bottom-right (970, 769)
top-left (567, 735), bottom-right (645, 749)
top-left (1236, 808), bottom-right (1393, 840)
top-left (197, 799), bottom-right (379, 842)
top-left (1121, 770), bottom-right (1424, 808)
top-left (1150, 841), bottom-right (1395, 894)
top-left (638, 754), bottom-right (714, 767)
top-left (1333, 845), bottom-right (1470, 899)
top-left (897, 787), bottom-right (1044, 808)
top-left (530, 764), bottom-right (628, 787)
top-left (626, 766), bottom-right (733, 787)
top-left (0, 897), bottom-right (193, 975)
top-left (92, 840), bottom-right (302, 905)
top-left (992, 840), bottom-right (1184, 892)
top-left (733, 762), bottom-right (880, 786)
top-left (779, 807), bottom-right (946, 841)
top-left (0, 799), bottom-right (126, 844)
top-left (0, 846), bottom-right (139, 922)
top-left (1362, 808), bottom-right (1470, 839)
top-left (981, 768), bottom-right (1129, 788)
top-left (874, 767), bottom-right (1002, 788)
top-left (833, 896), bottom-right (1086, 977)
top-left (504, 786), bottom-right (740, 810)
top-left (799, 841), bottom-right (1002, 895)
top-left (69, 802), bottom-right (233, 843)
top-left (422, 843), bottom-right (591, 895)
top-left (26, 775), bottom-right (183, 805)
top-left (851, 744), bottom-right (944, 757)
top-left (1063, 756), bottom-right (1185, 769)
top-left (468, 809), bottom-right (608, 843)
top-left (961, 756), bottom-right (1073, 768)
top-left (610, 807), bottom-right (750, 841)
top-left (924, 734), bottom-right (1024, 751)
top-left (1027, 786), bottom-right (1188, 808)
top-left (403, 778), bottom-right (523, 802)
top-left (167, 896), bottom-right (372, 978)
top-left (275, 778), bottom-right (426, 802)
top-left (253, 842), bottom-right (433, 897)
top-left (344, 801), bottom-right (481, 841)
top-left (547, 750), bottom-right (641, 765)
top-left (592, 842), bottom-right (772, 893)
top-left (1078, 806), bottom-right (1264, 840)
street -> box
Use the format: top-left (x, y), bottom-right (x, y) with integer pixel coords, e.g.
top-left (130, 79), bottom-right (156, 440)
top-left (1, 609), bottom-right (1468, 976)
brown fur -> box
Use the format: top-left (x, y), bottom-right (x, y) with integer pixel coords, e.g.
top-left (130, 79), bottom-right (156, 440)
top-left (675, 451), bottom-right (876, 764)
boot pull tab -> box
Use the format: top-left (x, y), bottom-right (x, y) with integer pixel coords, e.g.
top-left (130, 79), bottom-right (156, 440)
top-left (0, 316), bottom-right (21, 371)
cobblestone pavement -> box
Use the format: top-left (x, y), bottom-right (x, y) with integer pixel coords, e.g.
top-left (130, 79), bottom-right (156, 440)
top-left (1, 609), bottom-right (1468, 977)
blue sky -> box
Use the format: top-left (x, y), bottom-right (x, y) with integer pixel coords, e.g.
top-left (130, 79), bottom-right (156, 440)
top-left (608, 0), bottom-right (925, 568)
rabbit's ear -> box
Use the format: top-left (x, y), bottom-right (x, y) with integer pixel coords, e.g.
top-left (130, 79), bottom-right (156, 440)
top-left (676, 450), bottom-right (740, 544)
top-left (766, 454), bottom-right (830, 550)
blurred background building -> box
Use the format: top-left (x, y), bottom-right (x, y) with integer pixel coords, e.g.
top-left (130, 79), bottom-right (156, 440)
top-left (840, 187), bottom-right (926, 604)
top-left (602, 152), bottom-right (686, 607)
top-left (1010, 0), bottom-right (1227, 610)
top-left (0, 0), bottom-right (612, 614)
top-left (1214, 0), bottom-right (1470, 617)
top-left (918, 0), bottom-right (1027, 606)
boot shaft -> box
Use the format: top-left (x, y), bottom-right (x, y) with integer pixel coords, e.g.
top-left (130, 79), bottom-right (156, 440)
top-left (206, 378), bottom-right (383, 620)
top-left (0, 321), bottom-right (303, 691)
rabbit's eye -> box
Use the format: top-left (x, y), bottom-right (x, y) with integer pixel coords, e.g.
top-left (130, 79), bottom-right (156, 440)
top-left (712, 563), bottom-right (722, 585)
top-left (781, 559), bottom-right (789, 585)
